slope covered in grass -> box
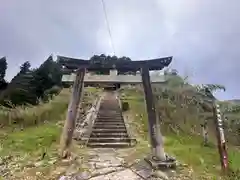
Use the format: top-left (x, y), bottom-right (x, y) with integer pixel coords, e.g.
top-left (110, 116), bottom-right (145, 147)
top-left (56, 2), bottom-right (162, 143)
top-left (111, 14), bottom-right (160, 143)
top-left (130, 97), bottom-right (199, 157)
top-left (0, 88), bottom-right (70, 128)
top-left (0, 87), bottom-right (101, 180)
top-left (120, 87), bottom-right (240, 179)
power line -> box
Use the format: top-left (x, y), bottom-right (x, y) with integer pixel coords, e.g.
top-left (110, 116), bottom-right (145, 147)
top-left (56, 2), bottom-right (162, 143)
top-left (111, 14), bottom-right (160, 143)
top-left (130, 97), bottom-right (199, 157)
top-left (101, 0), bottom-right (116, 55)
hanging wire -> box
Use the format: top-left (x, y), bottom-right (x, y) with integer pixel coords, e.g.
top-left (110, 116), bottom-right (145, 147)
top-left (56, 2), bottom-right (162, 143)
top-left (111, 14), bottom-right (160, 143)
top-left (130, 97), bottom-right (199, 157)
top-left (101, 0), bottom-right (116, 55)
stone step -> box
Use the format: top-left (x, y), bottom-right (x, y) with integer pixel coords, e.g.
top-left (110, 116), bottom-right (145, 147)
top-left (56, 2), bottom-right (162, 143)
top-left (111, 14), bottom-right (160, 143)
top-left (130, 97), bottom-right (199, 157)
top-left (98, 111), bottom-right (120, 114)
top-left (90, 132), bottom-right (129, 138)
top-left (93, 125), bottom-right (126, 129)
top-left (97, 112), bottom-right (122, 115)
top-left (96, 119), bottom-right (123, 122)
top-left (95, 119), bottom-right (124, 124)
top-left (96, 116), bottom-right (123, 119)
top-left (92, 128), bottom-right (127, 133)
top-left (96, 118), bottom-right (124, 121)
top-left (88, 137), bottom-right (131, 143)
top-left (99, 107), bottom-right (119, 110)
top-left (94, 122), bottom-right (125, 126)
top-left (87, 142), bottom-right (130, 148)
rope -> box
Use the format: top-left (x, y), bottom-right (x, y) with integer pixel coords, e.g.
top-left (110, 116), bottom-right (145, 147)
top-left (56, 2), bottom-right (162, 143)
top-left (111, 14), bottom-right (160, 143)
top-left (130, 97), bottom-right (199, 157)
top-left (101, 0), bottom-right (116, 55)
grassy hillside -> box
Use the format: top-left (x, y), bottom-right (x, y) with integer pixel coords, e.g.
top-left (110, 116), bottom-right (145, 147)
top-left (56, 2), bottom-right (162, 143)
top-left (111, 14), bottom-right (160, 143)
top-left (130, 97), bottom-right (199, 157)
top-left (0, 87), bottom-right (100, 180)
top-left (119, 86), bottom-right (240, 179)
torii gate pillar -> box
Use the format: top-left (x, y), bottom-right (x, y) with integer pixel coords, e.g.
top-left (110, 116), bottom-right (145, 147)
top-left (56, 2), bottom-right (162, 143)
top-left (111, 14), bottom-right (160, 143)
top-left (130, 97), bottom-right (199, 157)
top-left (141, 66), bottom-right (166, 160)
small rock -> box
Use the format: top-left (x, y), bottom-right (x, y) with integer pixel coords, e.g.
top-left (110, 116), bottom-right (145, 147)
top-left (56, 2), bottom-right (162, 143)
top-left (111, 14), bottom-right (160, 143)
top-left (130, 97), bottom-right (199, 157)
top-left (0, 160), bottom-right (4, 166)
top-left (152, 170), bottom-right (169, 180)
top-left (51, 166), bottom-right (66, 176)
top-left (59, 175), bottom-right (70, 180)
top-left (35, 161), bottom-right (44, 167)
top-left (48, 159), bottom-right (57, 165)
top-left (25, 161), bottom-right (35, 168)
top-left (76, 171), bottom-right (91, 179)
top-left (65, 164), bottom-right (79, 176)
top-left (36, 171), bottom-right (41, 176)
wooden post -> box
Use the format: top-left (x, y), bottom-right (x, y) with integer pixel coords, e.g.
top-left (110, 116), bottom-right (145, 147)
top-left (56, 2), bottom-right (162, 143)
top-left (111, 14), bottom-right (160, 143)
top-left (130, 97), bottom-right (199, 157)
top-left (213, 101), bottom-right (228, 172)
top-left (141, 66), bottom-right (166, 161)
top-left (60, 68), bottom-right (85, 158)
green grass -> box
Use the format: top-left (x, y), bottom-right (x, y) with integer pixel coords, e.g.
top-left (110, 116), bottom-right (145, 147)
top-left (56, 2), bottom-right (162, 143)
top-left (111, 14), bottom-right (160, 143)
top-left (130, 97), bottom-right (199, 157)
top-left (0, 121), bottom-right (67, 180)
top-left (121, 87), bottom-right (240, 179)
top-left (0, 87), bottom-right (101, 156)
top-left (0, 87), bottom-right (101, 179)
top-left (0, 89), bottom-right (70, 127)
top-left (0, 122), bottom-right (61, 156)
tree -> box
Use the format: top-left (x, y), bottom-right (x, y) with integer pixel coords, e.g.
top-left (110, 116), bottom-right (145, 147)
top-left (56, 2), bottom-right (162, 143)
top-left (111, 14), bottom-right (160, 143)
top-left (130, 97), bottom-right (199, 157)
top-left (0, 57), bottom-right (8, 91)
top-left (1, 55), bottom-right (62, 106)
top-left (1, 60), bottom-right (37, 106)
top-left (20, 61), bottom-right (31, 74)
top-left (0, 57), bottom-right (7, 81)
top-left (32, 56), bottom-right (62, 99)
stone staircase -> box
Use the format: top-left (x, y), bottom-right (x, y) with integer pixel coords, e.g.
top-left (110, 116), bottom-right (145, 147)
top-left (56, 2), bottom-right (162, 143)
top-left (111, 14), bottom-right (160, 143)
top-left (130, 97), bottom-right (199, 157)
top-left (87, 92), bottom-right (132, 148)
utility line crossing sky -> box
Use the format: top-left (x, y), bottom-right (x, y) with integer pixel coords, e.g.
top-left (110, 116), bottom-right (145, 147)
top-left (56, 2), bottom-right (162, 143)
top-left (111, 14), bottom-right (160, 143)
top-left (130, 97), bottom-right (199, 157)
top-left (0, 0), bottom-right (239, 100)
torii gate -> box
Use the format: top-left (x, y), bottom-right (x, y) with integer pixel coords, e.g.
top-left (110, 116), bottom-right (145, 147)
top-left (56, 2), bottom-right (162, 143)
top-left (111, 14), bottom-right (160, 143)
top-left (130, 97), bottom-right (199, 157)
top-left (58, 55), bottom-right (176, 167)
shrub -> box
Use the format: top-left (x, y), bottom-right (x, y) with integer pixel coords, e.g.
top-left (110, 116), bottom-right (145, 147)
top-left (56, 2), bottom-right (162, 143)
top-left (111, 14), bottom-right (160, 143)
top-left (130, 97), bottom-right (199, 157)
top-left (122, 101), bottom-right (129, 111)
top-left (0, 89), bottom-right (70, 128)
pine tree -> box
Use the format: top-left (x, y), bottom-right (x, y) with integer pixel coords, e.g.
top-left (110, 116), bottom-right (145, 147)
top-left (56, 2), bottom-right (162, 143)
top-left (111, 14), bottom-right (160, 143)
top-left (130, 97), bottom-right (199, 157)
top-left (0, 57), bottom-right (7, 81)
top-left (0, 57), bottom-right (8, 90)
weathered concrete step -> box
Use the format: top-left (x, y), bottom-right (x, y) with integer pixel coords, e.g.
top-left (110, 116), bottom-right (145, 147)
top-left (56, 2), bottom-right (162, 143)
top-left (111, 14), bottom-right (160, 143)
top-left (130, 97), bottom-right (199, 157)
top-left (98, 111), bottom-right (121, 116)
top-left (88, 137), bottom-right (131, 143)
top-left (98, 110), bottom-right (120, 112)
top-left (94, 122), bottom-right (125, 126)
top-left (90, 133), bottom-right (129, 138)
top-left (87, 142), bottom-right (130, 148)
top-left (93, 125), bottom-right (126, 129)
top-left (95, 120), bottom-right (124, 124)
top-left (97, 112), bottom-right (122, 115)
top-left (95, 121), bottom-right (125, 124)
top-left (97, 112), bottom-right (122, 117)
top-left (92, 129), bottom-right (127, 133)
top-left (99, 107), bottom-right (119, 109)
top-left (97, 115), bottom-right (122, 118)
top-left (96, 118), bottom-right (124, 121)
top-left (97, 119), bottom-right (123, 121)
top-left (97, 114), bottom-right (122, 117)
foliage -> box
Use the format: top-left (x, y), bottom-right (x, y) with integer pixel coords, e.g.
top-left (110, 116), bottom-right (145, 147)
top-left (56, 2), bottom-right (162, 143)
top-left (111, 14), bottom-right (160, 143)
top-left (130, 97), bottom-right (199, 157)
top-left (0, 89), bottom-right (70, 127)
top-left (19, 61), bottom-right (31, 74)
top-left (0, 56), bottom-right (63, 106)
top-left (89, 54), bottom-right (132, 74)
top-left (121, 101), bottom-right (129, 111)
top-left (121, 85), bottom-right (240, 179)
top-left (0, 57), bottom-right (7, 81)
top-left (42, 85), bottom-right (62, 102)
top-left (31, 56), bottom-right (62, 99)
top-left (0, 57), bottom-right (8, 91)
top-left (89, 54), bottom-right (131, 65)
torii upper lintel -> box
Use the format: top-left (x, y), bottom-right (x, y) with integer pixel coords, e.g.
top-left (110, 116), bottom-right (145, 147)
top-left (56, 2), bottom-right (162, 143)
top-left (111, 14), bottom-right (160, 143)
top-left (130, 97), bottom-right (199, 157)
top-left (57, 56), bottom-right (173, 72)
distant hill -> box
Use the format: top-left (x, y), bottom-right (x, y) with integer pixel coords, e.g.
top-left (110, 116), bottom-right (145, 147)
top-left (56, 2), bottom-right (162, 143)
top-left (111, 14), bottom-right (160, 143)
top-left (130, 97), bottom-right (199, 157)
top-left (223, 99), bottom-right (240, 105)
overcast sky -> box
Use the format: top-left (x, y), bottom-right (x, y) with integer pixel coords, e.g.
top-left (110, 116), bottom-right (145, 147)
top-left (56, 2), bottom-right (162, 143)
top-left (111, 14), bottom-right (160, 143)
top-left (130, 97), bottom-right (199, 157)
top-left (0, 0), bottom-right (239, 100)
